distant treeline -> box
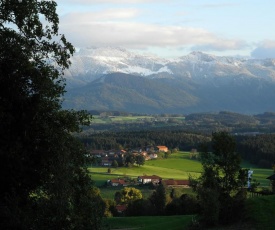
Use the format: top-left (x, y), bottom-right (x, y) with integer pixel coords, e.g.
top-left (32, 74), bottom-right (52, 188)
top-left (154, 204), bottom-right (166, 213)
top-left (80, 130), bottom-right (211, 151)
top-left (83, 111), bottom-right (275, 134)
top-left (237, 134), bottom-right (275, 168)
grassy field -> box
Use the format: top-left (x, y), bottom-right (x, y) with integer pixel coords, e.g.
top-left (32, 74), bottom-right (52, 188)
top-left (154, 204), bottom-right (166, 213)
top-left (89, 152), bottom-right (202, 199)
top-left (89, 151), bottom-right (273, 188)
top-left (89, 151), bottom-right (273, 202)
top-left (103, 215), bottom-right (193, 230)
top-left (89, 152), bottom-right (202, 186)
top-left (91, 115), bottom-right (154, 124)
top-left (245, 195), bottom-right (275, 230)
top-left (241, 161), bottom-right (273, 187)
top-left (90, 115), bottom-right (185, 124)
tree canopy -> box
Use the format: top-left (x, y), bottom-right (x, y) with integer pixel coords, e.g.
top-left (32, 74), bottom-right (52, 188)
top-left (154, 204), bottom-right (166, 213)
top-left (0, 1), bottom-right (104, 229)
top-left (191, 132), bottom-right (247, 226)
top-left (115, 187), bottom-right (142, 204)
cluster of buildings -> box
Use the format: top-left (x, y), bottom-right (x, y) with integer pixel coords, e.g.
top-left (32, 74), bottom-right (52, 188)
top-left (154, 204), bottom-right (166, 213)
top-left (88, 145), bottom-right (169, 167)
top-left (108, 175), bottom-right (189, 188)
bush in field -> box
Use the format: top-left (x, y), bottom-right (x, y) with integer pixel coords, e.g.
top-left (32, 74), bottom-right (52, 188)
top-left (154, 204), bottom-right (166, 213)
top-left (126, 199), bottom-right (156, 216)
top-left (115, 187), bottom-right (142, 204)
top-left (165, 194), bottom-right (199, 215)
top-left (135, 155), bottom-right (145, 166)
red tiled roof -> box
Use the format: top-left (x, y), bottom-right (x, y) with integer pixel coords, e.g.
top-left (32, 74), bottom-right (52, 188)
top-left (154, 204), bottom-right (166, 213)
top-left (156, 146), bottom-right (168, 152)
top-left (111, 179), bottom-right (126, 184)
top-left (162, 179), bottom-right (189, 186)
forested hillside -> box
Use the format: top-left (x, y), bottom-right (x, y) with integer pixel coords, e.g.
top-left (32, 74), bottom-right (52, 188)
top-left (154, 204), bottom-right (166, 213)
top-left (237, 134), bottom-right (275, 168)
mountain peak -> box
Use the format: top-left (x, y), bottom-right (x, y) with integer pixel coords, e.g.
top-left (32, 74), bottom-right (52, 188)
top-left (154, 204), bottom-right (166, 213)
top-left (76, 46), bottom-right (131, 58)
top-left (63, 47), bottom-right (275, 114)
top-left (65, 47), bottom-right (275, 86)
top-left (185, 51), bottom-right (217, 62)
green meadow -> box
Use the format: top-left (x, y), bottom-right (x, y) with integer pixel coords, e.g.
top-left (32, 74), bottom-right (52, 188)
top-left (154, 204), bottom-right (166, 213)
top-left (90, 115), bottom-right (154, 124)
top-left (89, 152), bottom-right (202, 186)
top-left (245, 195), bottom-right (275, 230)
top-left (241, 161), bottom-right (273, 187)
top-left (89, 151), bottom-right (273, 188)
top-left (90, 115), bottom-right (185, 124)
top-left (89, 152), bottom-right (202, 199)
top-left (103, 215), bottom-right (194, 230)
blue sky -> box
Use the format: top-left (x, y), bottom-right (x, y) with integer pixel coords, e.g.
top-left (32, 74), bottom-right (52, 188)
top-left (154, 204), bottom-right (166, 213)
top-left (56, 0), bottom-right (275, 58)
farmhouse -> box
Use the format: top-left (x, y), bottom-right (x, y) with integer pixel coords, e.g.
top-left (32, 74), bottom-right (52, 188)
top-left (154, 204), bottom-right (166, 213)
top-left (109, 178), bottom-right (127, 186)
top-left (162, 179), bottom-right (190, 188)
top-left (156, 145), bottom-right (168, 152)
top-left (148, 153), bottom-right (158, 159)
top-left (138, 175), bottom-right (162, 185)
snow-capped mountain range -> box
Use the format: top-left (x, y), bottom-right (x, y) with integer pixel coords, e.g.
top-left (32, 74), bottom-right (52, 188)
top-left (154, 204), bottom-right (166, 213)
top-left (63, 47), bottom-right (275, 114)
top-left (64, 47), bottom-right (172, 86)
top-left (64, 47), bottom-right (275, 86)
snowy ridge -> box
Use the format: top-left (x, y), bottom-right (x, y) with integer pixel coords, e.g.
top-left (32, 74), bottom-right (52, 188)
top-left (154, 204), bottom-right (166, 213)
top-left (65, 47), bottom-right (275, 87)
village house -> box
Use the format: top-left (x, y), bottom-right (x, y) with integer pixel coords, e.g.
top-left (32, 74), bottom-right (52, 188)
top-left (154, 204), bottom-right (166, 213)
top-left (138, 175), bottom-right (162, 185)
top-left (140, 151), bottom-right (148, 157)
top-left (156, 145), bottom-right (168, 152)
top-left (108, 178), bottom-right (127, 186)
top-left (161, 179), bottom-right (190, 188)
top-left (148, 153), bottom-right (158, 159)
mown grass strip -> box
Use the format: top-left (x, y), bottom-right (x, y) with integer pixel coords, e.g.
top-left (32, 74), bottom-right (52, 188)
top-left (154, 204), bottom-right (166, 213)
top-left (103, 215), bottom-right (193, 230)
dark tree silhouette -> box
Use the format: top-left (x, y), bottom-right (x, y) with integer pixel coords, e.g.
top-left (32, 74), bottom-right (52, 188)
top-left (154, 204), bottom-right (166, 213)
top-left (0, 1), bottom-right (104, 229)
top-left (191, 132), bottom-right (247, 226)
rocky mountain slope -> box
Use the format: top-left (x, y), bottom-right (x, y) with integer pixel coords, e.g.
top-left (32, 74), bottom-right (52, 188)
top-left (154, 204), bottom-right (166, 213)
top-left (62, 47), bottom-right (275, 114)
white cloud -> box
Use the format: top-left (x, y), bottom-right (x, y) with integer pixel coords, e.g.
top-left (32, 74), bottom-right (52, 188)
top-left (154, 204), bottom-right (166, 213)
top-left (61, 9), bottom-right (140, 23)
top-left (251, 40), bottom-right (275, 59)
top-left (191, 39), bottom-right (247, 52)
top-left (60, 13), bottom-right (247, 52)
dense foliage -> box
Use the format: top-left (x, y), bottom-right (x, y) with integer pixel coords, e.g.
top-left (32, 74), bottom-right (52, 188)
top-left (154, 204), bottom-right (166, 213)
top-left (0, 1), bottom-right (104, 229)
top-left (111, 185), bottom-right (199, 218)
top-left (191, 132), bottom-right (247, 226)
top-left (81, 130), bottom-right (210, 151)
top-left (237, 134), bottom-right (275, 168)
